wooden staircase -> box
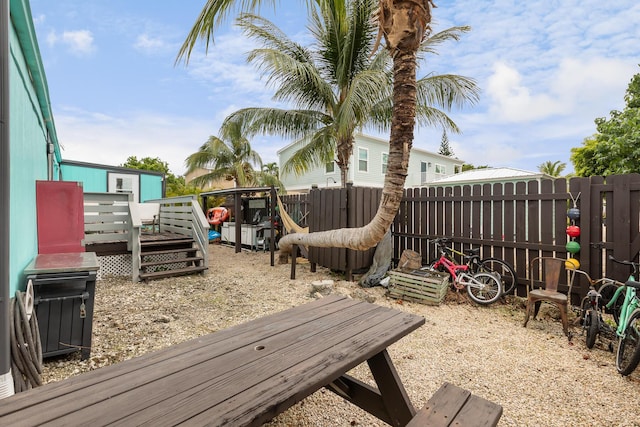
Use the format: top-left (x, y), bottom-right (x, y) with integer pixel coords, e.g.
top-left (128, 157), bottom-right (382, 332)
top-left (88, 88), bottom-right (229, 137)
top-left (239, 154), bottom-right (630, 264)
top-left (138, 234), bottom-right (207, 281)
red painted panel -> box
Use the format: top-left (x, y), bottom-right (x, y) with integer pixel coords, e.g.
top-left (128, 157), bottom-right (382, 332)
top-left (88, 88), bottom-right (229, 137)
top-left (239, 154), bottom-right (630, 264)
top-left (36, 181), bottom-right (85, 254)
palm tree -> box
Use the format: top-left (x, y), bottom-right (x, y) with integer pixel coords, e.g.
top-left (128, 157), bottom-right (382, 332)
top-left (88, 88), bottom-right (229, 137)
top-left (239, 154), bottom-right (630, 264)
top-left (220, 6), bottom-right (476, 188)
top-left (178, 0), bottom-right (461, 258)
top-left (257, 162), bottom-right (285, 192)
top-left (184, 119), bottom-right (263, 188)
top-left (538, 160), bottom-right (566, 177)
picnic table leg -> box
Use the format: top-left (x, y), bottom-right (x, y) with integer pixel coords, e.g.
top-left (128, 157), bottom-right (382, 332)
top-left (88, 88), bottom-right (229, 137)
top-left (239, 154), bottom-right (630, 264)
top-left (367, 349), bottom-right (416, 426)
top-left (326, 349), bottom-right (416, 426)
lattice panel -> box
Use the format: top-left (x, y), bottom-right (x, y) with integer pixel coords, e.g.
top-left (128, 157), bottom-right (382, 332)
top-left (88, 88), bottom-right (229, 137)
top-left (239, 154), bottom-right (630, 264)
top-left (97, 254), bottom-right (132, 280)
top-left (142, 253), bottom-right (189, 273)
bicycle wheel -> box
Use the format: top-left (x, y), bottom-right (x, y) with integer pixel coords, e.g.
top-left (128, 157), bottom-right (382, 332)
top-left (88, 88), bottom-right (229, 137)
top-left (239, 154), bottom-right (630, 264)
top-left (599, 283), bottom-right (622, 325)
top-left (479, 258), bottom-right (517, 295)
top-left (585, 309), bottom-right (599, 349)
top-left (615, 309), bottom-right (640, 376)
top-left (466, 272), bottom-right (502, 305)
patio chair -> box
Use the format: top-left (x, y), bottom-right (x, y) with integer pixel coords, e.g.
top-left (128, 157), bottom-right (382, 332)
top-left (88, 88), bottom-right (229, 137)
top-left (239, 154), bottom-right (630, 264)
top-left (523, 257), bottom-right (576, 338)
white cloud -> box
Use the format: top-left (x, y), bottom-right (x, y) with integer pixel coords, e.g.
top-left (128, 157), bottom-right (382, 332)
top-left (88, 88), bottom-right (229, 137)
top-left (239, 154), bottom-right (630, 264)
top-left (47, 30), bottom-right (95, 56)
top-left (53, 107), bottom-right (283, 176)
top-left (486, 62), bottom-right (564, 122)
top-left (32, 14), bottom-right (46, 26)
top-left (55, 108), bottom-right (213, 176)
top-left (485, 57), bottom-right (636, 124)
top-left (134, 34), bottom-right (171, 54)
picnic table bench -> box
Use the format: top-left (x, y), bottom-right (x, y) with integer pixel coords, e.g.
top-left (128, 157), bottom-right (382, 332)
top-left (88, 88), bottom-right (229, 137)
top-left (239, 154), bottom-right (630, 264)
top-left (0, 294), bottom-right (502, 426)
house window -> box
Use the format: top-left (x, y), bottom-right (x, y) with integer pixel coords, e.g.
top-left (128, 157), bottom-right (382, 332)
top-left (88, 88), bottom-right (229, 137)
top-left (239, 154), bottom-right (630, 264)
top-left (325, 161), bottom-right (335, 173)
top-left (108, 172), bottom-right (140, 201)
top-left (382, 153), bottom-right (388, 174)
top-left (435, 164), bottom-right (446, 175)
top-left (358, 148), bottom-right (368, 172)
top-left (421, 161), bottom-right (428, 183)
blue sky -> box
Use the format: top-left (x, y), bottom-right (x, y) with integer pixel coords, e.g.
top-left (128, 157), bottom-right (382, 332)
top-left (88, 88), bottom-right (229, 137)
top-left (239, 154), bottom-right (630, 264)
top-left (29, 0), bottom-right (640, 177)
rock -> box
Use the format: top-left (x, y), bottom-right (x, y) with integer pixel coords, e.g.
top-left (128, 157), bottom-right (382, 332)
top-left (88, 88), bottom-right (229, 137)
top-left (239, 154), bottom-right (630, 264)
top-left (310, 279), bottom-right (334, 296)
top-left (350, 288), bottom-right (376, 303)
top-left (154, 315), bottom-right (172, 323)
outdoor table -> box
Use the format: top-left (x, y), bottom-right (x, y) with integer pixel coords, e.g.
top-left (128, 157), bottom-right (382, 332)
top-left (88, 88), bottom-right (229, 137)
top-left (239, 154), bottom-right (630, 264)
top-left (0, 294), bottom-right (425, 426)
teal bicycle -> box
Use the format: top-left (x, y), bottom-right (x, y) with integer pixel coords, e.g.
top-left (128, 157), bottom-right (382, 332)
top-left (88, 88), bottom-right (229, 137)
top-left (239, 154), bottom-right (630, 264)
top-left (606, 256), bottom-right (640, 376)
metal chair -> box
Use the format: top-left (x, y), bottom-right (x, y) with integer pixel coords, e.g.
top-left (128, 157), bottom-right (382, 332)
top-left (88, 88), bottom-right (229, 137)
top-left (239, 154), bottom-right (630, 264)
top-left (523, 257), bottom-right (576, 338)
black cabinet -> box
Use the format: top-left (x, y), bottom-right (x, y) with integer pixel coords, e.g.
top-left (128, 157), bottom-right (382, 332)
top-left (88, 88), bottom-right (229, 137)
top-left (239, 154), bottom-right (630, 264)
top-left (23, 252), bottom-right (100, 360)
top-left (28, 271), bottom-right (96, 360)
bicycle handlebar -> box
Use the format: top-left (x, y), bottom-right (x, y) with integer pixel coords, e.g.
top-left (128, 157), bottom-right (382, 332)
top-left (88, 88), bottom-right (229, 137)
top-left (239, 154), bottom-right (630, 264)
top-left (609, 255), bottom-right (640, 278)
top-left (430, 237), bottom-right (450, 246)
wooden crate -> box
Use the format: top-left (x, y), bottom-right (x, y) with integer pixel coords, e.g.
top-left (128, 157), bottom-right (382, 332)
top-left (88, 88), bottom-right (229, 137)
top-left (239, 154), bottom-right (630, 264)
top-left (386, 269), bottom-right (449, 305)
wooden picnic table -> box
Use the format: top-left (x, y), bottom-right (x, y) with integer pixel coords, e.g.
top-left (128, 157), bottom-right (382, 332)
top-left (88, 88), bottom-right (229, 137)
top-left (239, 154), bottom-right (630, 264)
top-left (1, 295), bottom-right (426, 426)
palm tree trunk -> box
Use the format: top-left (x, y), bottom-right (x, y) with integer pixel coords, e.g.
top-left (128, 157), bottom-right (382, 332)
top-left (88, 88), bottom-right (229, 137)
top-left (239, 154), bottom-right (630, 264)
top-left (278, 0), bottom-right (432, 262)
top-left (278, 51), bottom-right (417, 261)
top-left (336, 135), bottom-right (354, 188)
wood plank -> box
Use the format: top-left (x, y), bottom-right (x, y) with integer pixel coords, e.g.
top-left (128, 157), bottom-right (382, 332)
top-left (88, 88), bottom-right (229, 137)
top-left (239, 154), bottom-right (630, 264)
top-left (0, 295), bottom-right (425, 427)
top-left (50, 302), bottom-right (419, 426)
top-left (0, 296), bottom-right (359, 416)
top-left (407, 382), bottom-right (470, 426)
top-left (174, 310), bottom-right (422, 426)
top-left (138, 266), bottom-right (207, 280)
top-left (406, 382), bottom-right (502, 427)
top-left (452, 393), bottom-right (503, 426)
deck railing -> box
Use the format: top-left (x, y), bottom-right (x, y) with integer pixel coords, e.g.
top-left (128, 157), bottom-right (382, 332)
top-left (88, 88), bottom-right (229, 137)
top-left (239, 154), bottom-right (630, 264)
top-left (83, 193), bottom-right (209, 281)
top-left (145, 195), bottom-right (210, 271)
top-left (83, 192), bottom-right (133, 248)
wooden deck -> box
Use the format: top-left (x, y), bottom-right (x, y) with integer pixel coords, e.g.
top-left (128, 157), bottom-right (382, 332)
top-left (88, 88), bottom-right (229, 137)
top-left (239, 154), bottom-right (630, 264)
top-left (0, 295), bottom-right (425, 426)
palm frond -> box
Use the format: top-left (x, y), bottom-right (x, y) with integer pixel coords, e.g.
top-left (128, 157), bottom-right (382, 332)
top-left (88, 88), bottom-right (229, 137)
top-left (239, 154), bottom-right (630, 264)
top-left (413, 106), bottom-right (460, 134)
top-left (416, 74), bottom-right (480, 111)
top-left (222, 108), bottom-right (331, 139)
top-left (281, 127), bottom-right (336, 176)
top-left (417, 26), bottom-right (472, 58)
top-left (176, 0), bottom-right (282, 64)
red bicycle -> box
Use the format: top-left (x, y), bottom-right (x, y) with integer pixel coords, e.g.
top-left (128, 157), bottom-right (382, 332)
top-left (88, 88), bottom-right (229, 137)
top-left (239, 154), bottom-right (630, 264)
top-left (425, 239), bottom-right (503, 305)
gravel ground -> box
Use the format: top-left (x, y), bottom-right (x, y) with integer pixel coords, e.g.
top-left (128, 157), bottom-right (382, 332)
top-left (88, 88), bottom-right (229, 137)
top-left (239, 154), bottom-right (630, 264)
top-left (42, 244), bottom-right (640, 426)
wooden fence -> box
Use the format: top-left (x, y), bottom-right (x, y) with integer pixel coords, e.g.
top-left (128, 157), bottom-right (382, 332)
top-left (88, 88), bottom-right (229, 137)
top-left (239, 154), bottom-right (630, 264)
top-left (281, 184), bottom-right (383, 280)
top-left (281, 174), bottom-right (640, 301)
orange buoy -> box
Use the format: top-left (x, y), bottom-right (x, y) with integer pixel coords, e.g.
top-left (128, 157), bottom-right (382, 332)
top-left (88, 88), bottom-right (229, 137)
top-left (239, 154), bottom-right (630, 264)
top-left (207, 207), bottom-right (229, 226)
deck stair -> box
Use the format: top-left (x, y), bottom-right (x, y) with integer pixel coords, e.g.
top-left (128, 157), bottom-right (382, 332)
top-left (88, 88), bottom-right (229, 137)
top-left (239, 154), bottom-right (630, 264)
top-left (138, 234), bottom-right (207, 281)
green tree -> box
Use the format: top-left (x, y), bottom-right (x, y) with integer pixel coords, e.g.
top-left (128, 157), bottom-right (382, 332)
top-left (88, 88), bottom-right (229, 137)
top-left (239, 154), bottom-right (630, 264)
top-left (537, 160), bottom-right (566, 177)
top-left (571, 69), bottom-right (640, 176)
top-left (220, 7), bottom-right (476, 188)
top-left (438, 130), bottom-right (454, 156)
top-left (461, 164), bottom-right (489, 172)
top-left (257, 162), bottom-right (284, 192)
top-left (185, 118), bottom-right (263, 188)
top-left (120, 156), bottom-right (197, 197)
top-left (121, 156), bottom-right (170, 173)
top-left (178, 0), bottom-right (471, 257)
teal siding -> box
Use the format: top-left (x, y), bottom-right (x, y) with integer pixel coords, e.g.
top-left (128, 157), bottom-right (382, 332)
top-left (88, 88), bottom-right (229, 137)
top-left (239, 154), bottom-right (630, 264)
top-left (140, 174), bottom-right (163, 201)
top-left (60, 161), bottom-right (164, 201)
top-left (60, 163), bottom-right (106, 192)
top-left (8, 20), bottom-right (48, 295)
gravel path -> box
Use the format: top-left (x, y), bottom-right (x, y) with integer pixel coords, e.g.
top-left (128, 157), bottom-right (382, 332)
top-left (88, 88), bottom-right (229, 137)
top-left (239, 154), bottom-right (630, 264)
top-left (42, 245), bottom-right (640, 426)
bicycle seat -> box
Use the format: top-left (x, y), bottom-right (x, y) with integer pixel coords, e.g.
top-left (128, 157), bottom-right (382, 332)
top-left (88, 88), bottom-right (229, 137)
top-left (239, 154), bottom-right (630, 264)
top-left (464, 248), bottom-right (481, 256)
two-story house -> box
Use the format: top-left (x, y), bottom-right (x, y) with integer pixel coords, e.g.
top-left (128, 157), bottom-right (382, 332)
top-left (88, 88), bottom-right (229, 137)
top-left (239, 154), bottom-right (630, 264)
top-left (277, 133), bottom-right (464, 193)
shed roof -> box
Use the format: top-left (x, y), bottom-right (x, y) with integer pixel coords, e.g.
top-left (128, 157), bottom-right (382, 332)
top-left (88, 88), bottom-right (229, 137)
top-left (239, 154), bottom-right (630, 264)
top-left (431, 167), bottom-right (552, 184)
